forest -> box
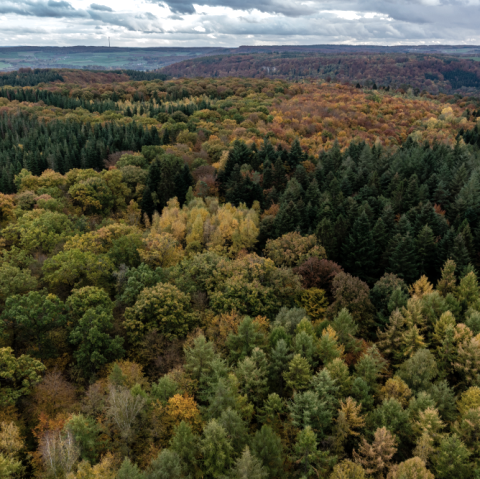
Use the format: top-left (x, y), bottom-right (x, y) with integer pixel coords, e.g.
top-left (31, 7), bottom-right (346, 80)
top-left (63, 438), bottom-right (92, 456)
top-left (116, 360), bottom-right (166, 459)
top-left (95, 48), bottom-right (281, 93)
top-left (161, 52), bottom-right (480, 96)
top-left (1, 72), bottom-right (480, 479)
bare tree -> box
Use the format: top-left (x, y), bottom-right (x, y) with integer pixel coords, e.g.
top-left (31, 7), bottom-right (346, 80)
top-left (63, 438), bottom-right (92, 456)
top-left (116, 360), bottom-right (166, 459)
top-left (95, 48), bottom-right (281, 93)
top-left (106, 386), bottom-right (146, 444)
top-left (39, 430), bottom-right (79, 478)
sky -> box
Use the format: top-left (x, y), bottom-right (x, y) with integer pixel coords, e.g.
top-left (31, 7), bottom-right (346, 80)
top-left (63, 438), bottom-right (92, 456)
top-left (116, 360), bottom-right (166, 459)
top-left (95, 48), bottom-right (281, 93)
top-left (0, 0), bottom-right (480, 47)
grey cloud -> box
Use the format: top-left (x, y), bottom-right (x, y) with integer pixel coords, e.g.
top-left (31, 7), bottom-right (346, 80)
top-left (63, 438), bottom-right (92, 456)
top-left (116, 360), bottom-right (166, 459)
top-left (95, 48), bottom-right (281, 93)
top-left (89, 3), bottom-right (113, 12)
top-left (0, 0), bottom-right (87, 18)
top-left (88, 10), bottom-right (164, 32)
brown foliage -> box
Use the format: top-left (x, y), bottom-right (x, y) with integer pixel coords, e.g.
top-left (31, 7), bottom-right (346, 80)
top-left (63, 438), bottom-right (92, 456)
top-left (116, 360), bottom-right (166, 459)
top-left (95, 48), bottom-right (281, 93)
top-left (294, 257), bottom-right (344, 296)
top-left (31, 371), bottom-right (77, 419)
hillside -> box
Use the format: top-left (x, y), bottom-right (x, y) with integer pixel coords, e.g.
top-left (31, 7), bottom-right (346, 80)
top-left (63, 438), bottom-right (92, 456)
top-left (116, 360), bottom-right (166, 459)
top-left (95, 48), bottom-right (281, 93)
top-left (162, 52), bottom-right (480, 96)
top-left (1, 73), bottom-right (480, 479)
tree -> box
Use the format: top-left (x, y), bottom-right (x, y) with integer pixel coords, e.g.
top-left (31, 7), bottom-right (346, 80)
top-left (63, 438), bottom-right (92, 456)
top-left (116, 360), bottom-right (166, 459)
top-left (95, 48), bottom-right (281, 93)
top-left (65, 414), bottom-right (101, 464)
top-left (341, 211), bottom-right (377, 283)
top-left (387, 457), bottom-right (434, 479)
top-left (0, 263), bottom-right (38, 303)
top-left (432, 434), bottom-right (471, 479)
top-left (328, 273), bottom-right (375, 338)
top-left (294, 258), bottom-right (343, 297)
top-left (0, 347), bottom-right (45, 407)
top-left (436, 259), bottom-right (457, 297)
top-left (301, 288), bottom-right (328, 323)
top-left (230, 446), bottom-right (268, 479)
top-left (146, 450), bottom-right (182, 479)
top-left (219, 408), bottom-right (249, 456)
top-left (251, 425), bottom-right (284, 479)
top-left (170, 421), bottom-right (199, 476)
top-left (397, 349), bottom-right (439, 392)
top-left (289, 390), bottom-right (332, 437)
top-left (226, 316), bottom-right (266, 365)
top-left (264, 232), bottom-right (326, 268)
top-left (283, 354), bottom-right (312, 393)
top-left (117, 458), bottom-right (145, 479)
top-left (0, 290), bottom-right (65, 358)
top-left (291, 426), bottom-right (334, 479)
top-left (201, 419), bottom-right (234, 478)
top-left (457, 386), bottom-right (480, 415)
top-left (353, 427), bottom-right (396, 477)
top-left (329, 460), bottom-right (367, 479)
top-left (69, 306), bottom-right (124, 378)
top-left (106, 386), bottom-right (146, 449)
top-left (42, 249), bottom-right (114, 291)
top-left (125, 283), bottom-right (196, 342)
top-left (332, 308), bottom-right (359, 353)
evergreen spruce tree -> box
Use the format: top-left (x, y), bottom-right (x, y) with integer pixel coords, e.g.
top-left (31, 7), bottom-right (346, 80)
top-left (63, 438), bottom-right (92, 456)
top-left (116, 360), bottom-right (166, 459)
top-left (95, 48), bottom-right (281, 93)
top-left (251, 425), bottom-right (284, 479)
top-left (416, 225), bottom-right (437, 280)
top-left (273, 157), bottom-right (287, 192)
top-left (342, 211), bottom-right (377, 284)
top-left (262, 160), bottom-right (274, 190)
top-left (388, 234), bottom-right (419, 285)
top-left (288, 138), bottom-right (303, 172)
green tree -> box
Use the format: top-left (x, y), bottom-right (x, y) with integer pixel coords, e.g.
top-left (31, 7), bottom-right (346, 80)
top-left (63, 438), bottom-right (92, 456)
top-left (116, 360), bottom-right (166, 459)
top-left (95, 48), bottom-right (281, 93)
top-left (117, 458), bottom-right (145, 479)
top-left (432, 434), bottom-right (471, 479)
top-left (230, 446), bottom-right (268, 479)
top-left (69, 306), bottom-right (124, 378)
top-left (42, 249), bottom-right (114, 291)
top-left (226, 316), bottom-right (266, 364)
top-left (332, 308), bottom-right (359, 353)
top-left (201, 419), bottom-right (234, 478)
top-left (251, 425), bottom-right (284, 479)
top-left (146, 450), bottom-right (183, 479)
top-left (0, 347), bottom-right (45, 407)
top-left (283, 354), bottom-right (312, 393)
top-left (341, 211), bottom-right (377, 283)
top-left (0, 290), bottom-right (65, 358)
top-left (292, 426), bottom-right (334, 479)
top-left (125, 283), bottom-right (196, 342)
top-left (65, 414), bottom-right (101, 464)
top-left (218, 408), bottom-right (249, 456)
top-left (170, 421), bottom-right (199, 476)
top-left (0, 263), bottom-right (38, 303)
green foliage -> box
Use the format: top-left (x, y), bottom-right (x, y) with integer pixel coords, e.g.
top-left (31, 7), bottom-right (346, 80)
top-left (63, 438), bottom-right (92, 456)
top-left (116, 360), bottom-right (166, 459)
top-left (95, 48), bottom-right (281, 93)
top-left (0, 290), bottom-right (65, 358)
top-left (0, 347), bottom-right (45, 406)
top-left (125, 283), bottom-right (196, 342)
top-left (117, 458), bottom-right (145, 479)
top-left (251, 425), bottom-right (284, 478)
top-left (432, 434), bottom-right (471, 479)
top-left (42, 249), bottom-right (114, 291)
top-left (201, 419), bottom-right (234, 478)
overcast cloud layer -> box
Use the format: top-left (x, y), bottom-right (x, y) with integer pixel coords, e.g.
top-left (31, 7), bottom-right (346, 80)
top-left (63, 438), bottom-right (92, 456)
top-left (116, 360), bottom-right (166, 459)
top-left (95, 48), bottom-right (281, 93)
top-left (0, 0), bottom-right (479, 47)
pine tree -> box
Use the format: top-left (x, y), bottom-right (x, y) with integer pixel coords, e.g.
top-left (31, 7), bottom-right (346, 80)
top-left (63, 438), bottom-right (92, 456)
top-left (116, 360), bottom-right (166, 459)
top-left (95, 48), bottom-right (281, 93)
top-left (230, 446), bottom-right (268, 479)
top-left (251, 425), bottom-right (284, 479)
top-left (288, 138), bottom-right (303, 172)
top-left (342, 211), bottom-right (377, 283)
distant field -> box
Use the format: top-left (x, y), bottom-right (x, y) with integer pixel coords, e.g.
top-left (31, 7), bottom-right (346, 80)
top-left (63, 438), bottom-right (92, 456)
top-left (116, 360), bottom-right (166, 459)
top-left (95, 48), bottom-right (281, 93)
top-left (0, 46), bottom-right (225, 71)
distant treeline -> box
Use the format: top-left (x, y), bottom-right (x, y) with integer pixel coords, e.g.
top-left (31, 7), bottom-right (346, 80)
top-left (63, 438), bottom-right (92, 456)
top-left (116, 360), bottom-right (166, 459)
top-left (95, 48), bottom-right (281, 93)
top-left (0, 68), bottom-right (64, 87)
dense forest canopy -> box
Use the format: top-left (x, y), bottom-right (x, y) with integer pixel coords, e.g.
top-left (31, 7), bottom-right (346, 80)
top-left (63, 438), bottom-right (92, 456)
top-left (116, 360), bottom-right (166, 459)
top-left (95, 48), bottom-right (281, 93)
top-left (1, 70), bottom-right (480, 479)
top-left (161, 52), bottom-right (480, 96)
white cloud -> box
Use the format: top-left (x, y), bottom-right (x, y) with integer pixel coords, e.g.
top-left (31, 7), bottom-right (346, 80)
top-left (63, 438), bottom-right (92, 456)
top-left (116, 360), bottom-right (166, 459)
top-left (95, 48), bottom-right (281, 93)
top-left (0, 0), bottom-right (479, 47)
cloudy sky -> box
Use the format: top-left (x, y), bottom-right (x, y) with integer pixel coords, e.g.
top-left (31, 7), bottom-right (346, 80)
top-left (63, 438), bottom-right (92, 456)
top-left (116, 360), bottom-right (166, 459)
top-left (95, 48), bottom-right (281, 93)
top-left (0, 0), bottom-right (479, 47)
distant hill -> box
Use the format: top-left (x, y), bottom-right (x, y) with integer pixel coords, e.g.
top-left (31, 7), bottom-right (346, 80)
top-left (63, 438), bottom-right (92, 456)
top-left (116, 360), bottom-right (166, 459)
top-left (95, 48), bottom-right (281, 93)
top-left (161, 51), bottom-right (480, 96)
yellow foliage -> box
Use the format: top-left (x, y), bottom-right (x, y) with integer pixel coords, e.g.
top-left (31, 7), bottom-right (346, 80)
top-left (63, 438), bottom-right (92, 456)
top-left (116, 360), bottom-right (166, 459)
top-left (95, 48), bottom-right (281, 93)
top-left (139, 231), bottom-right (184, 268)
top-left (0, 422), bottom-right (23, 458)
top-left (457, 386), bottom-right (480, 416)
top-left (152, 196), bottom-right (259, 256)
top-left (408, 275), bottom-right (433, 299)
top-left (301, 288), bottom-right (328, 322)
top-left (164, 394), bottom-right (203, 433)
top-left (379, 376), bottom-right (412, 407)
top-left (338, 397), bottom-right (366, 437)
